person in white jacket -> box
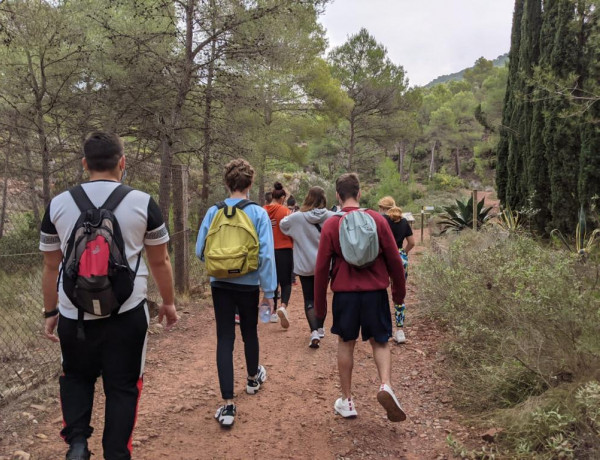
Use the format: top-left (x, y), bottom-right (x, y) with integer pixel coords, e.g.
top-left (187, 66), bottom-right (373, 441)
top-left (280, 186), bottom-right (336, 348)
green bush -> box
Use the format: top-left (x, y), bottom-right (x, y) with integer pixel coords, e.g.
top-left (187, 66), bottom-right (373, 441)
top-left (417, 230), bottom-right (600, 457)
top-left (0, 212), bottom-right (40, 269)
top-left (431, 171), bottom-right (465, 191)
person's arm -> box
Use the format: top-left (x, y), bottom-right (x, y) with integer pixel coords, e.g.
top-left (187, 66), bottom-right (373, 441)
top-left (145, 243), bottom-right (178, 330)
top-left (404, 235), bottom-right (415, 254)
top-left (279, 213), bottom-right (293, 236)
top-left (143, 197), bottom-right (177, 329)
top-left (314, 221), bottom-right (335, 320)
top-left (256, 208), bottom-right (277, 301)
top-left (42, 250), bottom-right (62, 342)
top-left (195, 207), bottom-right (216, 260)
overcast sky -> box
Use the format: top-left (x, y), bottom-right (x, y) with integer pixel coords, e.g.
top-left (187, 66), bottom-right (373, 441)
top-left (319, 0), bottom-right (515, 86)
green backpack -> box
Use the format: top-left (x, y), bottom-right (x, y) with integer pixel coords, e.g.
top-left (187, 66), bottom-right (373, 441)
top-left (203, 200), bottom-right (260, 278)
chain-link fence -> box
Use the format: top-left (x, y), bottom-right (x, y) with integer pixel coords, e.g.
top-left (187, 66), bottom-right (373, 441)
top-left (0, 167), bottom-right (206, 405)
top-left (0, 176), bottom-right (60, 403)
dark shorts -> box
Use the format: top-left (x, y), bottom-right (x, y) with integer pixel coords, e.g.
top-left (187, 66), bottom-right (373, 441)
top-left (331, 290), bottom-right (392, 343)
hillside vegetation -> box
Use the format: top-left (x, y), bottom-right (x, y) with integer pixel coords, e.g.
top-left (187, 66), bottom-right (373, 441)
top-left (425, 53), bottom-right (509, 88)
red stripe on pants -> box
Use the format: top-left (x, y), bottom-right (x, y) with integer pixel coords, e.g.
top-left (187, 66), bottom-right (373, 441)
top-left (127, 377), bottom-right (144, 456)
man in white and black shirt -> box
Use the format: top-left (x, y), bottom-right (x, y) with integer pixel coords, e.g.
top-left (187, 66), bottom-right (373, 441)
top-left (40, 132), bottom-right (178, 460)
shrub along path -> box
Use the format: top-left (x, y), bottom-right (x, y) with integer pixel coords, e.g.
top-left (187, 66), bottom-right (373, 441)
top-left (1, 240), bottom-right (487, 459)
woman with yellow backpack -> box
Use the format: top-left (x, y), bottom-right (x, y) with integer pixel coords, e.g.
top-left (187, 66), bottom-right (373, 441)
top-left (196, 158), bottom-right (276, 427)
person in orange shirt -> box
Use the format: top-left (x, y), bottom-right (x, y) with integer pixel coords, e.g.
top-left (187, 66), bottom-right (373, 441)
top-left (263, 182), bottom-right (293, 329)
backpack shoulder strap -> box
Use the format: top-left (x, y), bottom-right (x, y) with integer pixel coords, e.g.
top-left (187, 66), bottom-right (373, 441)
top-left (101, 184), bottom-right (133, 211)
top-left (69, 185), bottom-right (96, 212)
top-left (215, 201), bottom-right (227, 210)
top-left (235, 199), bottom-right (258, 210)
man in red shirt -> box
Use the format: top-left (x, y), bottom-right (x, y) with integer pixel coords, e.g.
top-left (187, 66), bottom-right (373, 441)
top-left (314, 173), bottom-right (407, 421)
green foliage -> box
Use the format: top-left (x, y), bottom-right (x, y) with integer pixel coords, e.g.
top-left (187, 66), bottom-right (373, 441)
top-left (550, 206), bottom-right (600, 259)
top-left (0, 212), bottom-right (40, 266)
top-left (497, 0), bottom-right (600, 235)
top-left (328, 28), bottom-right (408, 170)
top-left (417, 230), bottom-right (600, 457)
top-left (496, 205), bottom-right (523, 234)
top-left (438, 196), bottom-right (492, 233)
top-left (431, 172), bottom-right (465, 191)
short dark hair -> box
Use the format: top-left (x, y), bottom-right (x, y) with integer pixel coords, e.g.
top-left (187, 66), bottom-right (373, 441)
top-left (224, 158), bottom-right (254, 192)
top-left (83, 132), bottom-right (123, 172)
top-left (336, 173), bottom-right (360, 201)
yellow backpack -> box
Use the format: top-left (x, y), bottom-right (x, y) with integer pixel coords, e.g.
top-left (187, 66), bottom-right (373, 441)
top-left (202, 200), bottom-right (260, 278)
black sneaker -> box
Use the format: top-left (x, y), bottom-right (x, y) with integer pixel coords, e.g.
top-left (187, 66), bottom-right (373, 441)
top-left (246, 364), bottom-right (267, 395)
top-left (214, 404), bottom-right (236, 427)
top-left (66, 440), bottom-right (91, 460)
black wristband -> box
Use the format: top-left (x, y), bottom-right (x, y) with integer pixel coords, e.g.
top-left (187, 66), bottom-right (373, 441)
top-left (44, 308), bottom-right (59, 318)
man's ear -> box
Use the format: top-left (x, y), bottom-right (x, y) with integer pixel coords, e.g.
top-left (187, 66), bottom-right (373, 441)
top-left (119, 155), bottom-right (126, 170)
top-left (357, 190), bottom-right (361, 200)
top-left (335, 192), bottom-right (341, 204)
top-left (82, 157), bottom-right (88, 171)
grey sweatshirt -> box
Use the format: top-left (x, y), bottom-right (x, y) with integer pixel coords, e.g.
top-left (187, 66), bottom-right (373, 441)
top-left (279, 208), bottom-right (336, 276)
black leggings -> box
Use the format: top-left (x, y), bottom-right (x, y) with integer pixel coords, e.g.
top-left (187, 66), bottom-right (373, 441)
top-left (211, 286), bottom-right (260, 400)
top-left (274, 248), bottom-right (293, 308)
top-left (299, 275), bottom-right (325, 332)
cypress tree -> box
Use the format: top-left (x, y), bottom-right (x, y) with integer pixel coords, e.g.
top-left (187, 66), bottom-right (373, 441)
top-left (577, 2), bottom-right (600, 213)
top-left (544, 0), bottom-right (581, 233)
top-left (496, 0), bottom-right (524, 205)
top-left (527, 0), bottom-right (556, 233)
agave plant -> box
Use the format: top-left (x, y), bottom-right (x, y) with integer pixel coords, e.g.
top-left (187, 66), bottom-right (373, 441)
top-left (550, 206), bottom-right (600, 257)
top-left (438, 196), bottom-right (492, 233)
top-left (497, 205), bottom-right (522, 233)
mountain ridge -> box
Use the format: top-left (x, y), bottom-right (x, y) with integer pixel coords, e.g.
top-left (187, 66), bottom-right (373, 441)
top-left (424, 53), bottom-right (509, 88)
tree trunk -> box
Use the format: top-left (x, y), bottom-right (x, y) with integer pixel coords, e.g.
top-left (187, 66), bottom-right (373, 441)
top-left (0, 137), bottom-right (10, 238)
top-left (407, 141), bottom-right (417, 182)
top-left (348, 115), bottom-right (355, 171)
top-left (428, 140), bottom-right (437, 181)
top-left (172, 163), bottom-right (189, 294)
top-left (37, 112), bottom-right (51, 206)
top-left (22, 142), bottom-right (40, 225)
top-left (397, 140), bottom-right (406, 178)
top-left (158, 121), bottom-right (173, 229)
top-left (455, 148), bottom-right (461, 176)
top-left (200, 4), bottom-right (217, 223)
top-left (159, 0), bottom-right (195, 233)
top-left (258, 152), bottom-right (266, 205)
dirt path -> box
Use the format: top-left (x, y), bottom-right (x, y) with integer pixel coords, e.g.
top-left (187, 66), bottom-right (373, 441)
top-left (1, 243), bottom-right (483, 459)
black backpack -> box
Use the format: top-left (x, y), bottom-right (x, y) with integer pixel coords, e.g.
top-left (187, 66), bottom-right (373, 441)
top-left (61, 184), bottom-right (140, 339)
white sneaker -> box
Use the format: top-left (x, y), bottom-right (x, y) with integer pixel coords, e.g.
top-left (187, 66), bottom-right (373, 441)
top-left (309, 330), bottom-right (320, 348)
top-left (270, 313), bottom-right (279, 323)
top-left (277, 307), bottom-right (290, 329)
top-left (317, 327), bottom-right (325, 338)
top-left (377, 384), bottom-right (406, 422)
top-left (246, 364), bottom-right (267, 394)
top-left (394, 329), bottom-right (406, 344)
top-left (214, 404), bottom-right (236, 427)
top-left (334, 397), bottom-right (358, 418)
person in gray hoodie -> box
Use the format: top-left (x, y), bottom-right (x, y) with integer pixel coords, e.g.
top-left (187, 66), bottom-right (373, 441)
top-left (280, 186), bottom-right (336, 348)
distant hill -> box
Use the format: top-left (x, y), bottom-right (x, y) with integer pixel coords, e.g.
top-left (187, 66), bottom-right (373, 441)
top-left (424, 53), bottom-right (509, 88)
